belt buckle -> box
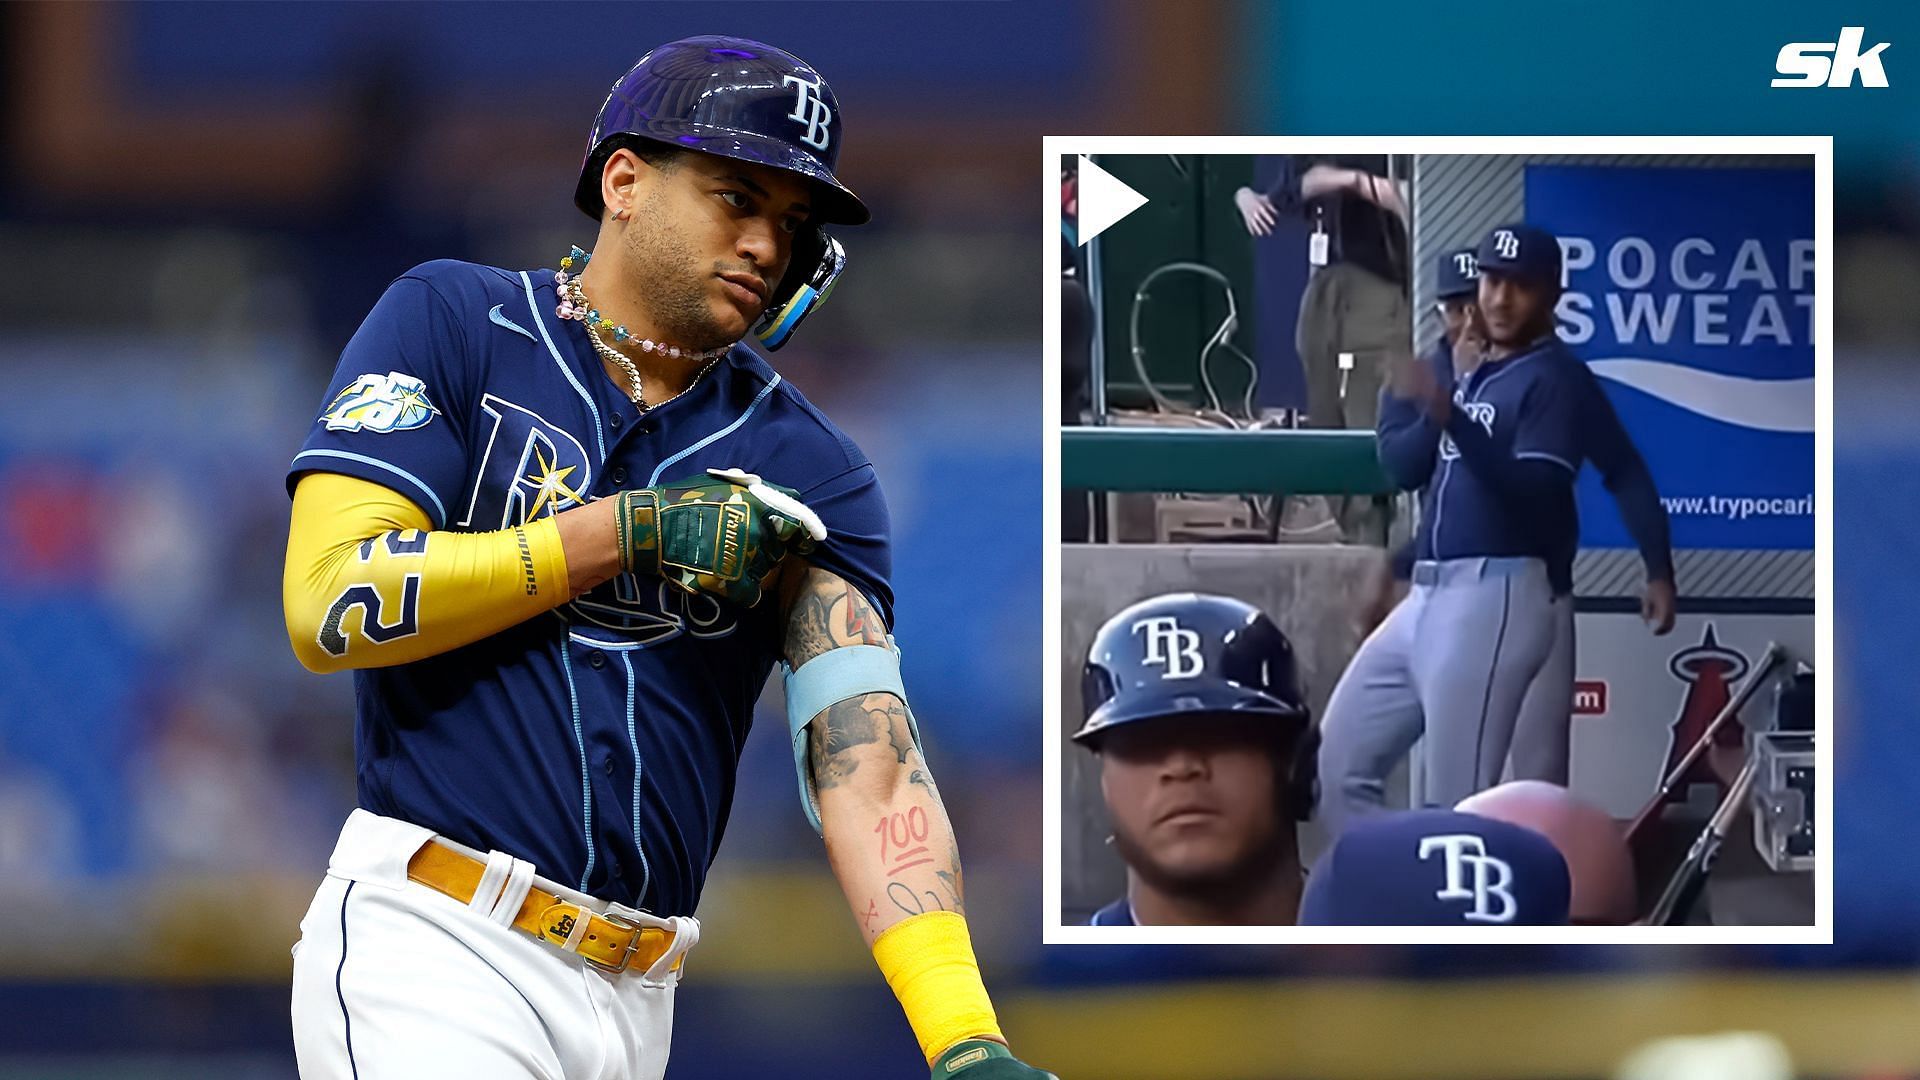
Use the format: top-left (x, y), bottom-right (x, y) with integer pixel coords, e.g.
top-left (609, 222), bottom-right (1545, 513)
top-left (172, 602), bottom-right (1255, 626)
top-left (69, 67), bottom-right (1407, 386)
top-left (584, 904), bottom-right (646, 975)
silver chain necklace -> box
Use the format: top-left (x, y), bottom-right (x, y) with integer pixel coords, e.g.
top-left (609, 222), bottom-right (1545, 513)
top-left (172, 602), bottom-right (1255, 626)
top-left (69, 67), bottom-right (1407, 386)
top-left (556, 264), bottom-right (728, 412)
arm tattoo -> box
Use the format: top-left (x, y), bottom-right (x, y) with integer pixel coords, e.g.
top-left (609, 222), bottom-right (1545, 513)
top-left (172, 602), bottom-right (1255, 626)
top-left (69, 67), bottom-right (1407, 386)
top-left (935, 871), bottom-right (962, 910)
top-left (810, 694), bottom-right (885, 789)
top-left (788, 567), bottom-right (922, 785)
top-left (788, 568), bottom-right (965, 927)
top-left (886, 712), bottom-right (916, 765)
top-left (935, 838), bottom-right (965, 913)
top-left (888, 881), bottom-right (946, 918)
top-left (808, 693), bottom-right (912, 791)
top-left (876, 834), bottom-right (966, 920)
top-left (784, 569), bottom-right (888, 669)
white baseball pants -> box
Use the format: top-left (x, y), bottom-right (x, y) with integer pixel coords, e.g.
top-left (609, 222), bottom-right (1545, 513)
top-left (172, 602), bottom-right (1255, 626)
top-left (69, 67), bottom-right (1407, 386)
top-left (291, 809), bottom-right (698, 1080)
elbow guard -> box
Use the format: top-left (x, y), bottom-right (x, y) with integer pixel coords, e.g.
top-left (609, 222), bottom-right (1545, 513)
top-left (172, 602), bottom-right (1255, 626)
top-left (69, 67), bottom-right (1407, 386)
top-left (782, 639), bottom-right (923, 834)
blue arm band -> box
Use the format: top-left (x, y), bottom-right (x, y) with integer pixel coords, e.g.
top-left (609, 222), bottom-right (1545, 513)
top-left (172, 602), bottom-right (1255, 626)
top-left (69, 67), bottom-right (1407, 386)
top-left (782, 641), bottom-right (923, 835)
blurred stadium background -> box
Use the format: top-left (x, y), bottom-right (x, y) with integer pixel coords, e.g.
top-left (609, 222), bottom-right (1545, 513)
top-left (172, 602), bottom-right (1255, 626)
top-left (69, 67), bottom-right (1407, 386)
top-left (0, 2), bottom-right (1914, 1079)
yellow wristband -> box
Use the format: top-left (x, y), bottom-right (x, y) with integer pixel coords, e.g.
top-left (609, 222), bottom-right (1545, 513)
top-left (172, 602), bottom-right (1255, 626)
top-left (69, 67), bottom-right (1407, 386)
top-left (871, 911), bottom-right (1004, 1066)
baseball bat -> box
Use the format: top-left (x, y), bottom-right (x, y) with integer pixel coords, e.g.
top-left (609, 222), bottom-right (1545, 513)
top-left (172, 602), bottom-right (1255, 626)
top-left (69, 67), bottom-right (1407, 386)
top-left (1624, 641), bottom-right (1785, 844)
top-left (1644, 753), bottom-right (1760, 926)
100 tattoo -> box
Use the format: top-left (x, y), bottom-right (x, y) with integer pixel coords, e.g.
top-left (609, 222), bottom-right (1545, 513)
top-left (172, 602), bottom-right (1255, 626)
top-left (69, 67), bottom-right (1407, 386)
top-left (876, 807), bottom-right (932, 876)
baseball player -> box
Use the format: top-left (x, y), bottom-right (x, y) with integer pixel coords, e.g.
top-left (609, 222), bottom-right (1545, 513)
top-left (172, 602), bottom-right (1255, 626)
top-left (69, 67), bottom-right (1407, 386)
top-left (282, 37), bottom-right (1050, 1080)
top-left (1355, 247), bottom-right (1485, 636)
top-left (1317, 223), bottom-right (1674, 832)
top-left (1355, 246), bottom-right (1676, 788)
top-left (1073, 594), bottom-right (1318, 926)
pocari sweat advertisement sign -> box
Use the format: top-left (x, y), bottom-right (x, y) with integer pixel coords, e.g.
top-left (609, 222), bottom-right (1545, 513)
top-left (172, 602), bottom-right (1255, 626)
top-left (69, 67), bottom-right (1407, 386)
top-left (1527, 165), bottom-right (1813, 552)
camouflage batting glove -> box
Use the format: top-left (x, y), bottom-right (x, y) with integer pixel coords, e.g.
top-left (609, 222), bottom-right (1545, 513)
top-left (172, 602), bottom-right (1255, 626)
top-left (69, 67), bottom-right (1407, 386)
top-left (615, 467), bottom-right (826, 608)
top-left (932, 1040), bottom-right (1059, 1080)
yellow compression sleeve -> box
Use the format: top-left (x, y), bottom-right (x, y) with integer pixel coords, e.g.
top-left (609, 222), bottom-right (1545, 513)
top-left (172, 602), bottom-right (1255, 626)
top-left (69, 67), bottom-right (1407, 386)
top-left (284, 471), bottom-right (571, 673)
top-left (870, 911), bottom-right (1005, 1066)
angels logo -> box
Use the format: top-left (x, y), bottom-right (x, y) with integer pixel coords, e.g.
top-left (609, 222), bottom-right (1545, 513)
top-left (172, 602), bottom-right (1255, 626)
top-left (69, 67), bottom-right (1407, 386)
top-left (1658, 624), bottom-right (1749, 803)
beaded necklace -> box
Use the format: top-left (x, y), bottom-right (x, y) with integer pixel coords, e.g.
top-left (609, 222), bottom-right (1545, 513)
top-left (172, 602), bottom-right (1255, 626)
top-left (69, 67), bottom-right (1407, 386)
top-left (554, 246), bottom-right (728, 411)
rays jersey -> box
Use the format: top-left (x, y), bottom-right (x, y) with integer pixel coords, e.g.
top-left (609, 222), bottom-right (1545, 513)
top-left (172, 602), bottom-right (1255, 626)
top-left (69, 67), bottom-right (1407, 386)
top-left (287, 259), bottom-right (892, 916)
top-left (1379, 334), bottom-right (1584, 565)
top-left (1382, 334), bottom-right (1669, 591)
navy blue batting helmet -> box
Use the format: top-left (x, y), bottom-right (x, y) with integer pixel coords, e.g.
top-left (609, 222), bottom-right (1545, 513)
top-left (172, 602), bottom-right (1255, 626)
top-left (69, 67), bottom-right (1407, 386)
top-left (1076, 593), bottom-right (1309, 745)
top-left (576, 36), bottom-right (865, 350)
top-left (575, 35), bottom-right (868, 225)
top-left (1077, 593), bottom-right (1316, 819)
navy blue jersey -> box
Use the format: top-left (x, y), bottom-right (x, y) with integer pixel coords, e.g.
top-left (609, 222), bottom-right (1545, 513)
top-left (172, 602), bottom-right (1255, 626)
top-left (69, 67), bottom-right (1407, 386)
top-left (1381, 340), bottom-right (1454, 583)
top-left (1378, 335), bottom-right (1671, 591)
top-left (1375, 336), bottom-right (1460, 521)
top-left (1423, 335), bottom-right (1456, 386)
top-left (1379, 335), bottom-right (1581, 565)
top-left (1089, 898), bottom-right (1135, 926)
top-left (1564, 366), bottom-right (1674, 591)
top-left (288, 260), bottom-right (893, 916)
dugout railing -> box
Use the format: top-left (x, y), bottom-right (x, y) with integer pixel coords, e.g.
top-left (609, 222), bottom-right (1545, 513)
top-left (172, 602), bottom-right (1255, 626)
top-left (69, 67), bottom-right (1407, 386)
top-left (1060, 426), bottom-right (1400, 542)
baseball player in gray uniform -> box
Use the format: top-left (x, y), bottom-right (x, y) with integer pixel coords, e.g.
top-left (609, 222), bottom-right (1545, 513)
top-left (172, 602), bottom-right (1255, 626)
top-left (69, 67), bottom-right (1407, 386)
top-left (1317, 224), bottom-right (1673, 830)
top-left (1358, 247), bottom-right (1675, 791)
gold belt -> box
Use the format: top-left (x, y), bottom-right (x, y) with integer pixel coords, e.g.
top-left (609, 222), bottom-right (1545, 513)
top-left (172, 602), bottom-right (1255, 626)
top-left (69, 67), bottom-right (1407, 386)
top-left (406, 842), bottom-right (678, 975)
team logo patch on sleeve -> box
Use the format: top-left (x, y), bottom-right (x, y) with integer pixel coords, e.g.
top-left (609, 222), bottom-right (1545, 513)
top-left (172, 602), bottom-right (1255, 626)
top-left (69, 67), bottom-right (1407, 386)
top-left (322, 371), bottom-right (442, 433)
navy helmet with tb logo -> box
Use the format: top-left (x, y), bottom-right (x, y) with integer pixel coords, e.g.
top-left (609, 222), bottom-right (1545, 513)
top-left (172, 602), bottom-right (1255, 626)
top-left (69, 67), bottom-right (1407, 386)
top-left (575, 34), bottom-right (867, 224)
top-left (1074, 593), bottom-right (1308, 748)
top-left (574, 35), bottom-right (867, 349)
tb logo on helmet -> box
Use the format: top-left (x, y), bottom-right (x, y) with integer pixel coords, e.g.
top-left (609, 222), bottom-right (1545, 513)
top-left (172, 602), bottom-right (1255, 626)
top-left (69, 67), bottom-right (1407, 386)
top-left (1419, 834), bottom-right (1517, 923)
top-left (1492, 229), bottom-right (1521, 260)
top-left (783, 73), bottom-right (833, 151)
top-left (1133, 616), bottom-right (1204, 680)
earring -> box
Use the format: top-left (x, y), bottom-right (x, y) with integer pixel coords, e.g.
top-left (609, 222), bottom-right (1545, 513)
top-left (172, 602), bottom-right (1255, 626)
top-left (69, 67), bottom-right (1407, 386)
top-left (614, 206), bottom-right (629, 221)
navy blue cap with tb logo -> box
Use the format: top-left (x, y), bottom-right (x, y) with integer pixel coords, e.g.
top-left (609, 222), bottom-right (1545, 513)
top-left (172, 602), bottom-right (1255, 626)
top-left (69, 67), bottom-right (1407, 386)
top-left (1436, 248), bottom-right (1480, 299)
top-left (1474, 224), bottom-right (1562, 289)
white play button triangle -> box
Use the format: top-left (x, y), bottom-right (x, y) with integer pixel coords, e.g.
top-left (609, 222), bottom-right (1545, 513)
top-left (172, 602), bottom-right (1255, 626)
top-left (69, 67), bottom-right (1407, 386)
top-left (1076, 155), bottom-right (1148, 247)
